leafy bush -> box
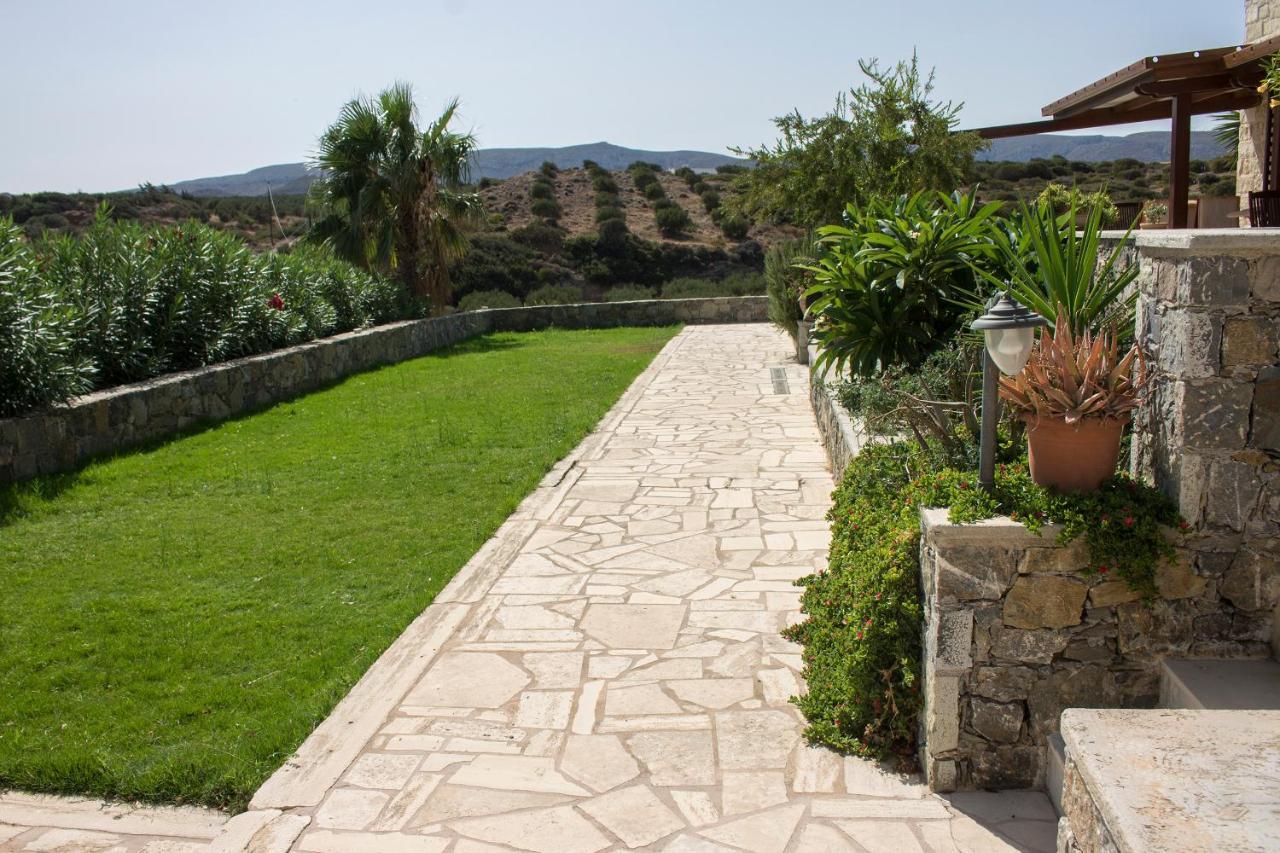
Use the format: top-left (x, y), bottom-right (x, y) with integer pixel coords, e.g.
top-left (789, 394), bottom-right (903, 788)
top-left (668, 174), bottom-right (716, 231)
top-left (720, 214), bottom-right (750, 240)
top-left (631, 169), bottom-right (659, 191)
top-left (592, 174), bottom-right (619, 194)
top-left (643, 182), bottom-right (666, 201)
top-left (530, 199), bottom-right (562, 220)
top-left (539, 161), bottom-right (559, 178)
top-left (450, 234), bottom-right (565, 300)
top-left (603, 284), bottom-right (655, 302)
top-left (700, 190), bottom-right (721, 212)
top-left (525, 283), bottom-right (583, 306)
top-left (0, 212), bottom-right (409, 415)
top-left (596, 218), bottom-right (629, 251)
top-left (675, 167), bottom-right (697, 184)
top-left (529, 182), bottom-right (555, 200)
top-left (806, 190), bottom-right (1002, 378)
top-left (595, 206), bottom-right (625, 223)
top-left (662, 272), bottom-right (763, 299)
top-left (510, 223), bottom-right (565, 255)
top-left (0, 219), bottom-right (93, 415)
top-left (654, 205), bottom-right (691, 236)
top-left (457, 289), bottom-right (521, 311)
top-left (765, 237), bottom-right (815, 339)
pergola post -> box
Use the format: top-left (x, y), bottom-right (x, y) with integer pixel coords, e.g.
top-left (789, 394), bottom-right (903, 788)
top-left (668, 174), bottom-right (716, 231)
top-left (1168, 93), bottom-right (1192, 228)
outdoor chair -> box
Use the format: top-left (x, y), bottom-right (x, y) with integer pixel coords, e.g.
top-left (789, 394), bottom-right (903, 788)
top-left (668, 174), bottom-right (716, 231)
top-left (1249, 190), bottom-right (1280, 227)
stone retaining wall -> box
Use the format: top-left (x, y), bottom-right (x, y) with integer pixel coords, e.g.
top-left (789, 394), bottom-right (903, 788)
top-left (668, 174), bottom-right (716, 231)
top-left (0, 297), bottom-right (766, 482)
top-left (916, 510), bottom-right (1249, 792)
top-left (805, 344), bottom-right (864, 479)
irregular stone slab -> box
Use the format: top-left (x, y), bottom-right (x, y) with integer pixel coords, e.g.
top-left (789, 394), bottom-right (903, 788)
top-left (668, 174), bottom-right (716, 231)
top-left (813, 798), bottom-right (950, 819)
top-left (606, 682), bottom-right (683, 715)
top-left (1002, 576), bottom-right (1087, 629)
top-left (313, 789), bottom-right (389, 830)
top-left (669, 790), bottom-right (719, 827)
top-left (578, 784), bottom-right (685, 848)
top-left (447, 755), bottom-right (588, 796)
top-left (844, 757), bottom-right (929, 798)
top-left (369, 773), bottom-right (442, 830)
top-left (720, 771), bottom-right (787, 815)
top-left (405, 653), bottom-right (531, 709)
top-left (450, 805), bottom-right (611, 853)
top-left (415, 785), bottom-right (572, 824)
top-left (668, 678), bottom-right (755, 710)
top-left (581, 604), bottom-right (687, 649)
top-left (793, 823), bottom-right (859, 851)
top-left (658, 834), bottom-right (739, 853)
top-left (791, 744), bottom-right (842, 793)
top-left (714, 710), bottom-right (799, 770)
top-left (296, 829), bottom-right (451, 852)
top-left (514, 691), bottom-right (575, 729)
top-left (756, 668), bottom-right (799, 705)
top-left (699, 803), bottom-right (804, 853)
top-left (560, 734), bottom-right (641, 793)
top-left (343, 753), bottom-right (422, 790)
top-left (626, 731), bottom-right (716, 785)
top-left (834, 821), bottom-right (926, 853)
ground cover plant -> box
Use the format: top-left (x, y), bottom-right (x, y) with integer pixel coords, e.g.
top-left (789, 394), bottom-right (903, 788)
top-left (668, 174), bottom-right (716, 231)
top-left (0, 325), bottom-right (677, 810)
top-left (786, 438), bottom-right (1180, 764)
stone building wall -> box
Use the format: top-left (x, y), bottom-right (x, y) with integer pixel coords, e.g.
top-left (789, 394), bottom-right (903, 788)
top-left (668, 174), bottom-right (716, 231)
top-left (0, 296), bottom-right (767, 482)
top-left (1130, 230), bottom-right (1280, 652)
top-left (1238, 0), bottom-right (1280, 207)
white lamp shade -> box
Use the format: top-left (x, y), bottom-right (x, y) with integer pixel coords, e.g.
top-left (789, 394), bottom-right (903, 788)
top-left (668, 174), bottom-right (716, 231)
top-left (984, 326), bottom-right (1036, 375)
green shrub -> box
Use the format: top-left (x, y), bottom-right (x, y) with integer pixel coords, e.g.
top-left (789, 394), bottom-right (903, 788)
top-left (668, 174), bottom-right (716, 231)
top-left (478, 177), bottom-right (501, 189)
top-left (632, 170), bottom-right (658, 191)
top-left (595, 206), bottom-right (625, 223)
top-left (662, 273), bottom-right (763, 299)
top-left (592, 174), bottom-right (619, 194)
top-left (582, 159), bottom-right (599, 171)
top-left (643, 182), bottom-right (666, 201)
top-left (594, 190), bottom-right (620, 207)
top-left (654, 205), bottom-right (690, 236)
top-left (700, 189), bottom-right (721, 212)
top-left (529, 182), bottom-right (555, 200)
top-left (510, 223), bottom-right (565, 255)
top-left (720, 214), bottom-right (750, 239)
top-left (530, 199), bottom-right (562, 220)
top-left (525, 283), bottom-right (583, 306)
top-left (457, 289), bottom-right (521, 311)
top-left (0, 218), bottom-right (93, 415)
top-left (765, 237), bottom-right (814, 339)
top-left (674, 166), bottom-right (697, 184)
top-left (539, 161), bottom-right (559, 178)
top-left (450, 234), bottom-right (562, 300)
top-left (603, 284), bottom-right (655, 302)
top-left (596, 218), bottom-right (629, 251)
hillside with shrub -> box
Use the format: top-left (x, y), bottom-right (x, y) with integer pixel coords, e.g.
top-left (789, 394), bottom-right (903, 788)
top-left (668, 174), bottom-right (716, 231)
top-left (969, 153), bottom-right (1236, 204)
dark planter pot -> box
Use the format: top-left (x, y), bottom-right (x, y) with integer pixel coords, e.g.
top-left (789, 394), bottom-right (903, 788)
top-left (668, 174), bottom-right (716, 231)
top-left (795, 320), bottom-right (812, 365)
top-left (1024, 415), bottom-right (1127, 493)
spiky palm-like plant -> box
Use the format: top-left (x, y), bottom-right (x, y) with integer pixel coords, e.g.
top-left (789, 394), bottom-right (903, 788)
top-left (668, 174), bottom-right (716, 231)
top-left (308, 83), bottom-right (482, 309)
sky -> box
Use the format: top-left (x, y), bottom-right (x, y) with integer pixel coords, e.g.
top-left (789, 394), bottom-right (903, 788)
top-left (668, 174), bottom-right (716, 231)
top-left (0, 0), bottom-right (1244, 193)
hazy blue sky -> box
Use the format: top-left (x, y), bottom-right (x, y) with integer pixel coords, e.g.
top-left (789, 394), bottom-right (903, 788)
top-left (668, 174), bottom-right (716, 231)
top-left (1, 0), bottom-right (1243, 193)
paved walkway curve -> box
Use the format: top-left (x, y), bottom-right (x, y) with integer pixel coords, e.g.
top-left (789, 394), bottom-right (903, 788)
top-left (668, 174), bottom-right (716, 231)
top-left (1, 325), bottom-right (1055, 852)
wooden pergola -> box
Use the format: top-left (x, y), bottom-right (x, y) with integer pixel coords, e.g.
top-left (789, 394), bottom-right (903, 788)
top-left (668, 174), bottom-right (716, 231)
top-left (968, 34), bottom-right (1279, 227)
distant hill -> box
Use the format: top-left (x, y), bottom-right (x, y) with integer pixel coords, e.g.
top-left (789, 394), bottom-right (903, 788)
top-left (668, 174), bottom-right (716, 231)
top-left (978, 131), bottom-right (1227, 163)
top-left (167, 142), bottom-right (745, 197)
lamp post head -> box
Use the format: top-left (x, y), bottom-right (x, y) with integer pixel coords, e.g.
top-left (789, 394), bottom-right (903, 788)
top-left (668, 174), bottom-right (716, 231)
top-left (971, 292), bottom-right (1049, 375)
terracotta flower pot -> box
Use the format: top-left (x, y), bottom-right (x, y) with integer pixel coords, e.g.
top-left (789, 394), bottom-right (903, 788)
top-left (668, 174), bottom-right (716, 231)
top-left (1024, 415), bottom-right (1127, 493)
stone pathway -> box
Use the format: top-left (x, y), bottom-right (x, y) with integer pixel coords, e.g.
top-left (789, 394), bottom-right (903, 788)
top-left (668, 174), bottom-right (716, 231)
top-left (1, 325), bottom-right (1057, 852)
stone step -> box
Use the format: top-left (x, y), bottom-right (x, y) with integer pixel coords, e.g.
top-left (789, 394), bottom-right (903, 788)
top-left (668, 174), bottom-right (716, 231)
top-left (1159, 657), bottom-right (1280, 710)
top-left (1045, 733), bottom-right (1066, 817)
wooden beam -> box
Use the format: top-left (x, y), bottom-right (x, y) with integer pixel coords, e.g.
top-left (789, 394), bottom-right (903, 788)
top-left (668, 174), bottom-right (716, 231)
top-left (968, 90), bottom-right (1261, 140)
top-left (1136, 74), bottom-right (1235, 97)
top-left (1169, 94), bottom-right (1192, 228)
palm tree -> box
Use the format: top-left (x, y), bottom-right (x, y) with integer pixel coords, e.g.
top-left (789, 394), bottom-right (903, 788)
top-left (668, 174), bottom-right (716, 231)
top-left (308, 83), bottom-right (482, 309)
top-left (1212, 111), bottom-right (1241, 160)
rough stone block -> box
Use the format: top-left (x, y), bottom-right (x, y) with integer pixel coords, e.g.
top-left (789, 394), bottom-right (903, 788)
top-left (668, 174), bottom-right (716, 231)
top-left (928, 609), bottom-right (974, 674)
top-left (1180, 380), bottom-right (1253, 451)
top-left (971, 745), bottom-right (1041, 789)
top-left (1028, 665), bottom-right (1112, 737)
top-left (1003, 576), bottom-right (1088, 629)
top-left (1220, 547), bottom-right (1280, 611)
top-left (1019, 539), bottom-right (1089, 574)
top-left (1158, 255), bottom-right (1251, 307)
top-left (925, 673), bottom-right (960, 753)
top-left (969, 697), bottom-right (1024, 744)
top-left (934, 545), bottom-right (1020, 602)
top-left (1249, 255), bottom-right (1280, 302)
top-left (1088, 581), bottom-right (1142, 608)
top-left (990, 628), bottom-right (1070, 665)
top-left (1251, 369), bottom-right (1280, 453)
top-left (1156, 308), bottom-right (1222, 379)
top-left (970, 665), bottom-right (1036, 703)
top-left (1155, 552), bottom-right (1208, 600)
top-left (1222, 316), bottom-right (1278, 367)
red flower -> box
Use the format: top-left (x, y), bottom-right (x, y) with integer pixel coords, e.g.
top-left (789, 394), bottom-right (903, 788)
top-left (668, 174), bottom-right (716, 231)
top-left (1178, 520), bottom-right (1191, 531)
top-left (1123, 516), bottom-right (1135, 528)
top-left (856, 631), bottom-right (864, 640)
top-left (268, 293), bottom-right (285, 311)
top-left (1098, 565), bottom-right (1109, 574)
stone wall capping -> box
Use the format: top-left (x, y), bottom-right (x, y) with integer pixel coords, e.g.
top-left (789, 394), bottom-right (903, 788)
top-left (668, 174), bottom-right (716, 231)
top-left (920, 508), bottom-right (1063, 547)
top-left (0, 297), bottom-right (767, 483)
top-left (1125, 227), bottom-right (1280, 256)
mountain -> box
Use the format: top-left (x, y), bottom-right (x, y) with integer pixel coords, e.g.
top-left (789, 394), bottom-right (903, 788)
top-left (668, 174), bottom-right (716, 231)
top-left (977, 131), bottom-right (1227, 163)
top-left (166, 142), bottom-right (745, 197)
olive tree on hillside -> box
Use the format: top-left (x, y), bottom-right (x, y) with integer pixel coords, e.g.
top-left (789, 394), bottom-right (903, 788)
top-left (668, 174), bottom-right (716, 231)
top-left (731, 55), bottom-right (985, 228)
top-left (308, 83), bottom-right (482, 309)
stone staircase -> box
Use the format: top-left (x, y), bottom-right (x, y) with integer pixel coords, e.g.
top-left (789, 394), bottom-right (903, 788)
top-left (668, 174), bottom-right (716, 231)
top-left (1052, 656), bottom-right (1280, 851)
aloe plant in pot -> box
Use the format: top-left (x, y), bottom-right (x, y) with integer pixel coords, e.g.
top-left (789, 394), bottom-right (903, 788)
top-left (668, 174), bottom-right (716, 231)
top-left (999, 313), bottom-right (1148, 493)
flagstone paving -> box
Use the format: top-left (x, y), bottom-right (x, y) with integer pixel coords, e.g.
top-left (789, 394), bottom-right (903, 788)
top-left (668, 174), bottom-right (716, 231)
top-left (1, 325), bottom-right (1057, 852)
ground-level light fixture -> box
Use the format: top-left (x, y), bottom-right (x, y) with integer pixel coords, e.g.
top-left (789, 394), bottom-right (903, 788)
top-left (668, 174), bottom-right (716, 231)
top-left (971, 292), bottom-right (1049, 491)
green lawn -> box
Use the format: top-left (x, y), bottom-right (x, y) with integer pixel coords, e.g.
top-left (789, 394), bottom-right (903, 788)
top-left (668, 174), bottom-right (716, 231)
top-left (0, 326), bottom-right (676, 811)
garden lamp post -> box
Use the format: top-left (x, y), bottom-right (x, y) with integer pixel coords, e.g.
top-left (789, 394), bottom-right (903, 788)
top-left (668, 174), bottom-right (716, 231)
top-left (971, 292), bottom-right (1048, 492)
